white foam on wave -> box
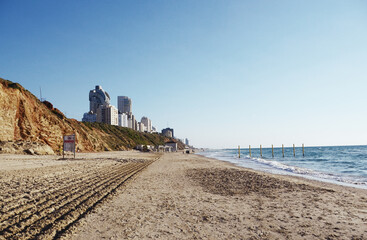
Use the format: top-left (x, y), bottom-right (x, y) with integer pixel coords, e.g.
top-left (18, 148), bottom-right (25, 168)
top-left (252, 156), bottom-right (315, 174)
top-left (198, 151), bottom-right (367, 189)
top-left (247, 156), bottom-right (367, 187)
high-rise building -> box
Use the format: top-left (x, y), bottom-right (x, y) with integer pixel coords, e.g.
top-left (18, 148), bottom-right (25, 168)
top-left (118, 113), bottom-right (128, 127)
top-left (117, 96), bottom-right (132, 114)
top-left (127, 117), bottom-right (133, 128)
top-left (90, 86), bottom-right (110, 113)
top-left (138, 122), bottom-right (145, 132)
top-left (134, 119), bottom-right (138, 131)
top-left (185, 138), bottom-right (189, 146)
top-left (96, 104), bottom-right (118, 126)
top-left (125, 112), bottom-right (137, 130)
top-left (82, 85), bottom-right (111, 122)
top-left (141, 116), bottom-right (152, 132)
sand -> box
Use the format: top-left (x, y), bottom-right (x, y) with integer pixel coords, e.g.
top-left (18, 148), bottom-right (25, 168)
top-left (1, 151), bottom-right (366, 239)
top-left (71, 152), bottom-right (367, 240)
top-left (0, 151), bottom-right (158, 239)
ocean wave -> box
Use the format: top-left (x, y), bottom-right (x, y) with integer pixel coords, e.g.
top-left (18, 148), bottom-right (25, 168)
top-left (198, 148), bottom-right (367, 189)
top-left (250, 156), bottom-right (367, 186)
top-left (251, 157), bottom-right (315, 174)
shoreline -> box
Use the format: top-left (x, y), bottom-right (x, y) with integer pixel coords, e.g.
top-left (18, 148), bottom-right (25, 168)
top-left (197, 150), bottom-right (367, 191)
top-left (196, 152), bottom-right (367, 196)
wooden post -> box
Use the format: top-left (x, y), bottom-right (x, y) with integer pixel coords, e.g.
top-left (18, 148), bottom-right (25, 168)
top-left (249, 145), bottom-right (251, 158)
top-left (272, 144), bottom-right (274, 158)
top-left (260, 145), bottom-right (262, 158)
top-left (282, 144), bottom-right (284, 158)
top-left (238, 145), bottom-right (240, 158)
top-left (302, 143), bottom-right (305, 157)
top-left (293, 144), bottom-right (295, 157)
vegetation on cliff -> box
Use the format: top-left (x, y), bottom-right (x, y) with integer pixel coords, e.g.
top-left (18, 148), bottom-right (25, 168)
top-left (82, 122), bottom-right (176, 150)
top-left (0, 77), bottom-right (182, 153)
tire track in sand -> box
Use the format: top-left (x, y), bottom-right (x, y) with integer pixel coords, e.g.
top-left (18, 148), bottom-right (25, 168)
top-left (0, 163), bottom-right (133, 224)
top-left (0, 160), bottom-right (153, 240)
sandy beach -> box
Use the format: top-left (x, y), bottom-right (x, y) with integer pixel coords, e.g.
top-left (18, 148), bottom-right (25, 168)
top-left (1, 151), bottom-right (366, 239)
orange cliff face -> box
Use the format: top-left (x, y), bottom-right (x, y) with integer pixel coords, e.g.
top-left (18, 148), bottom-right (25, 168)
top-left (0, 78), bottom-right (121, 152)
top-left (0, 81), bottom-right (20, 141)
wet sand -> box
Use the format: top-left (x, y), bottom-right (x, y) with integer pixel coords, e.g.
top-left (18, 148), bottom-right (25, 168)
top-left (1, 151), bottom-right (366, 239)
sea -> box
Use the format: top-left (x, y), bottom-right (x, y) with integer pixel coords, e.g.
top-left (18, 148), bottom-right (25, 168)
top-left (198, 145), bottom-right (367, 189)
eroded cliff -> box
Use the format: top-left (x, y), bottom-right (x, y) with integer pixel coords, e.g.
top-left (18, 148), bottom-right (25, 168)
top-left (0, 78), bottom-right (177, 154)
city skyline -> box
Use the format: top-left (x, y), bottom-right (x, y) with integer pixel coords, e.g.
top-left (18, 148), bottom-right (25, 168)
top-left (81, 84), bottom-right (190, 142)
top-left (83, 85), bottom-right (156, 133)
top-left (1, 1), bottom-right (366, 148)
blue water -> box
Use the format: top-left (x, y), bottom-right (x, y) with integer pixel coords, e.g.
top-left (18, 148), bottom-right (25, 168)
top-left (198, 145), bottom-right (367, 189)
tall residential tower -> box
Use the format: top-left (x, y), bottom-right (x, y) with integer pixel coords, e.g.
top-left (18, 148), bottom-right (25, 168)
top-left (141, 116), bottom-right (152, 132)
top-left (89, 86), bottom-right (110, 113)
top-left (117, 96), bottom-right (132, 114)
top-left (82, 85), bottom-right (111, 122)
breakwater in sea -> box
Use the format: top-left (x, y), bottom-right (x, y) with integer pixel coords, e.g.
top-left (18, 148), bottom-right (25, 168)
top-left (198, 145), bottom-right (367, 189)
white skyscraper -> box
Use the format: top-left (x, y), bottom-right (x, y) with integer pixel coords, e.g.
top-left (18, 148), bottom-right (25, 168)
top-left (127, 118), bottom-right (133, 129)
top-left (138, 122), bottom-right (145, 132)
top-left (118, 113), bottom-right (128, 127)
top-left (96, 104), bottom-right (118, 126)
top-left (141, 116), bottom-right (152, 132)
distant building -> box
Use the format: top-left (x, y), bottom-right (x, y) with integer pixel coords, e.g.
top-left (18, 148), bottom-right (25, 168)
top-left (162, 128), bottom-right (174, 138)
top-left (162, 129), bottom-right (172, 138)
top-left (185, 138), bottom-right (189, 146)
top-left (82, 111), bottom-right (96, 122)
top-left (83, 85), bottom-right (111, 122)
top-left (134, 119), bottom-right (138, 131)
top-left (158, 145), bottom-right (172, 152)
top-left (90, 86), bottom-right (110, 113)
top-left (127, 117), bottom-right (133, 128)
top-left (96, 104), bottom-right (118, 126)
top-left (138, 122), bottom-right (145, 132)
top-left (165, 140), bottom-right (178, 152)
top-left (124, 112), bottom-right (137, 130)
top-left (117, 96), bottom-right (132, 114)
top-left (141, 116), bottom-right (152, 132)
top-left (152, 126), bottom-right (157, 133)
top-left (118, 113), bottom-right (128, 127)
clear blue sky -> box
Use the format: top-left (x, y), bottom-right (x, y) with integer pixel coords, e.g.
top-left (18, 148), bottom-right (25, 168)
top-left (1, 0), bottom-right (366, 148)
